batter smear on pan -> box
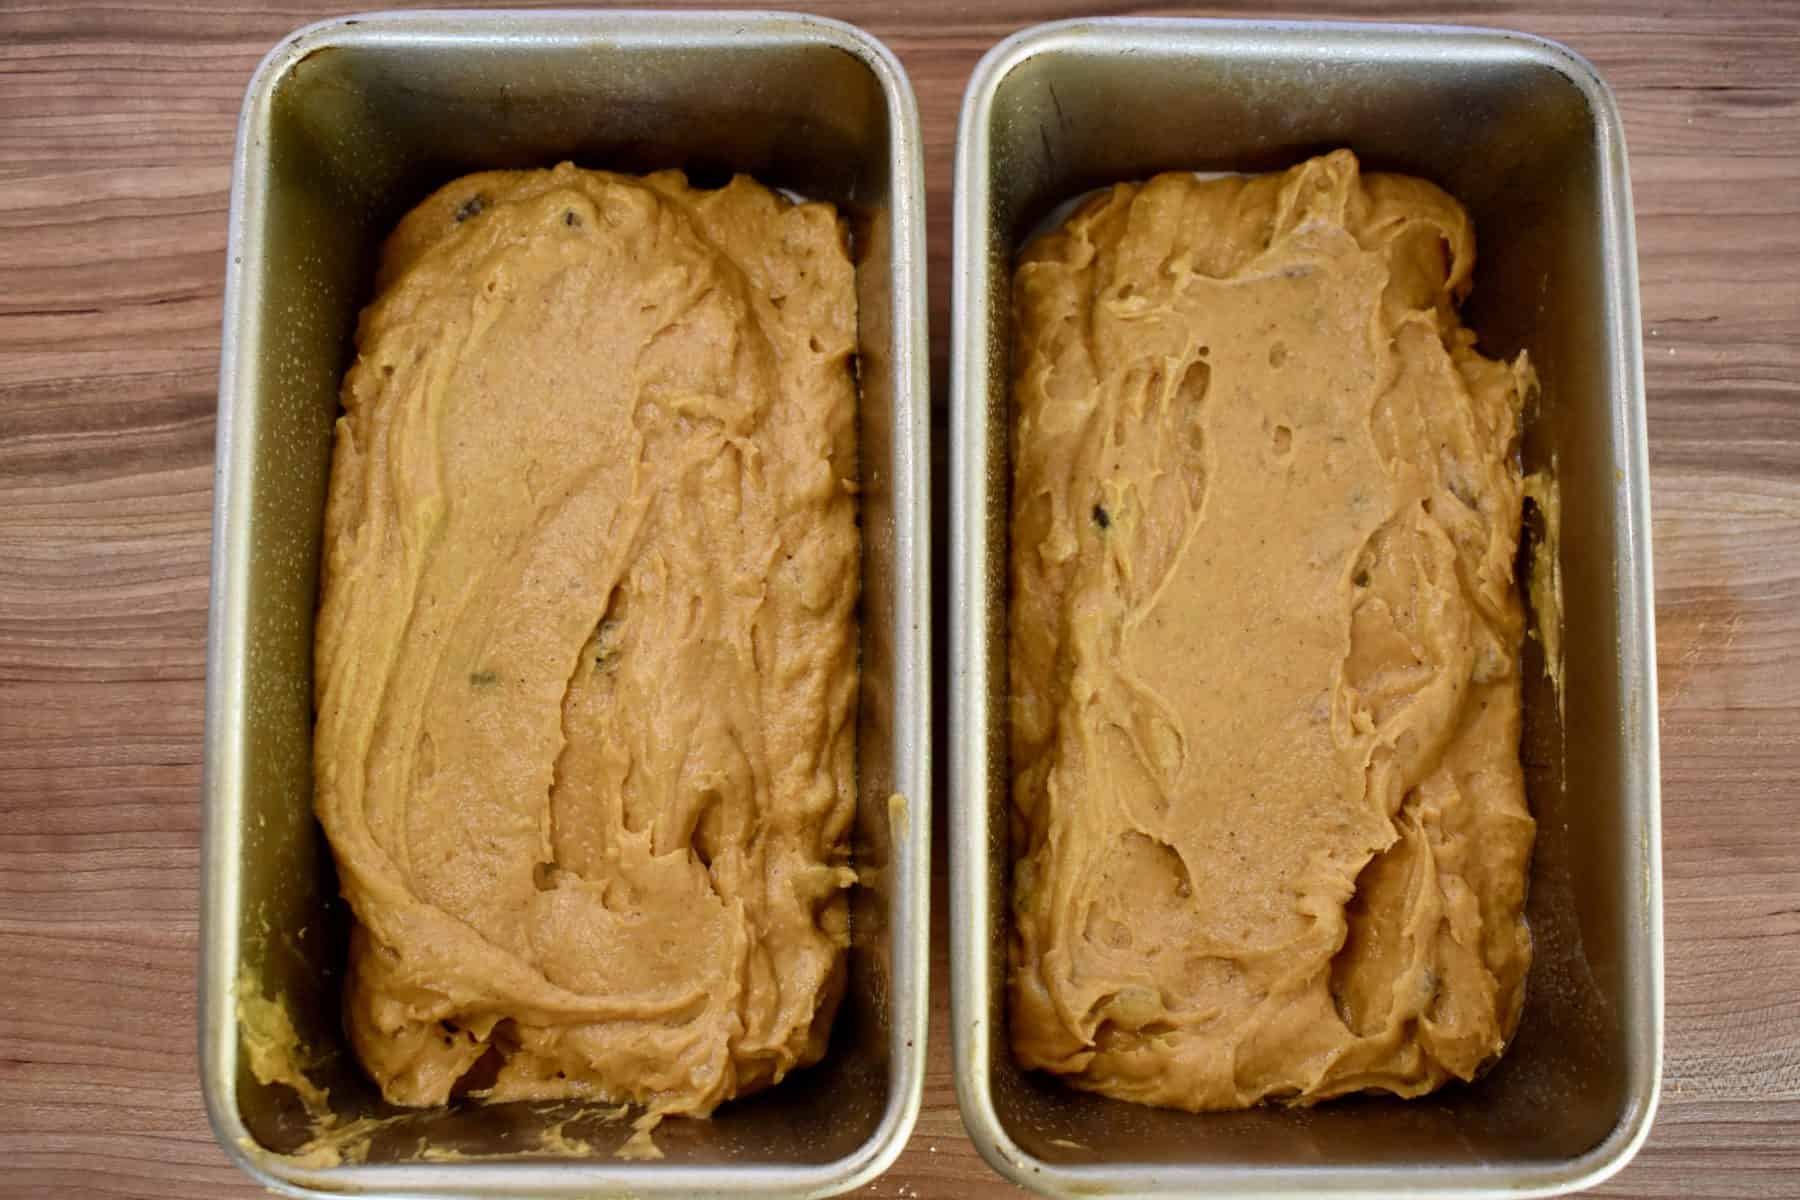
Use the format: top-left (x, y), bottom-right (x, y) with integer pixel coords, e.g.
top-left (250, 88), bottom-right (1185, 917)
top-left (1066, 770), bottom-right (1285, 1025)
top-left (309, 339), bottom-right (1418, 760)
top-left (313, 165), bottom-right (860, 1127)
top-left (1007, 150), bottom-right (1536, 1110)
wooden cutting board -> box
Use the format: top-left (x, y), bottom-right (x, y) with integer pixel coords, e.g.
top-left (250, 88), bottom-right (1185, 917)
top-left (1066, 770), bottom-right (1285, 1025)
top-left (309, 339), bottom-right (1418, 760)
top-left (1, 2), bottom-right (1794, 1196)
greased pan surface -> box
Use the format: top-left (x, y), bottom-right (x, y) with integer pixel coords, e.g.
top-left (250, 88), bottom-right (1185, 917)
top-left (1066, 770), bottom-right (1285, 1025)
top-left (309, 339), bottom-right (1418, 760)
top-left (202, 11), bottom-right (929, 1197)
top-left (950, 18), bottom-right (1660, 1198)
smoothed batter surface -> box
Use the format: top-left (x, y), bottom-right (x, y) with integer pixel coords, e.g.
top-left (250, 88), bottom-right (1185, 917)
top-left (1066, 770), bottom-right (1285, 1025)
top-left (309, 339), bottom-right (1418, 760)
top-left (1008, 150), bottom-right (1535, 1111)
top-left (315, 165), bottom-right (860, 1120)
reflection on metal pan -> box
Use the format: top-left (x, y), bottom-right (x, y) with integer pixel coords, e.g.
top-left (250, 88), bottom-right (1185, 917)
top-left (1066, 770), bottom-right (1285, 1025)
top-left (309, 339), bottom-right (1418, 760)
top-left (951, 17), bottom-right (1659, 1199)
top-left (203, 11), bottom-right (929, 1198)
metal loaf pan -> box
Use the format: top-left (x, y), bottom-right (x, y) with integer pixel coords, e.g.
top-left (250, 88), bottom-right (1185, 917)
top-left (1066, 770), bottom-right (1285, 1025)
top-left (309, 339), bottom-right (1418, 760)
top-left (950, 18), bottom-right (1660, 1198)
top-left (202, 10), bottom-right (928, 1197)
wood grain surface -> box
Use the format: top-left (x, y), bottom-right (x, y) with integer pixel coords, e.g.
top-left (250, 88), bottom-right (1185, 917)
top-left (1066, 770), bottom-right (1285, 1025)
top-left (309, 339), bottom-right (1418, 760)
top-left (1, 2), bottom-right (1796, 1196)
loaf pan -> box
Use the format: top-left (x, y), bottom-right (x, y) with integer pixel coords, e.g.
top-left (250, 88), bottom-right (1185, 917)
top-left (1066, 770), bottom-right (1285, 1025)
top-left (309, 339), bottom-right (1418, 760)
top-left (950, 18), bottom-right (1660, 1198)
top-left (202, 10), bottom-right (929, 1196)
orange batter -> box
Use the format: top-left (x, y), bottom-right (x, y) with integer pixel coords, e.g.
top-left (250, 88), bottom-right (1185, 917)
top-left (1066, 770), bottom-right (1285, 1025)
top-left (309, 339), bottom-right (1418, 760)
top-left (314, 166), bottom-right (860, 1123)
top-left (1008, 150), bottom-right (1535, 1110)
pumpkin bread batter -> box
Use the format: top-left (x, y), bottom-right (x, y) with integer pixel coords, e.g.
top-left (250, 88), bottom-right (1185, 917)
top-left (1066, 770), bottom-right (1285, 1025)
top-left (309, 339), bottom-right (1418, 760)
top-left (314, 165), bottom-right (860, 1121)
top-left (1008, 150), bottom-right (1535, 1110)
